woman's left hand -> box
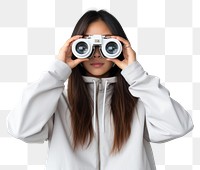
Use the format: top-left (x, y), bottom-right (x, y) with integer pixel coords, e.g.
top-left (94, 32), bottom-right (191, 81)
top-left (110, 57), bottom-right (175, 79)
top-left (107, 36), bottom-right (136, 70)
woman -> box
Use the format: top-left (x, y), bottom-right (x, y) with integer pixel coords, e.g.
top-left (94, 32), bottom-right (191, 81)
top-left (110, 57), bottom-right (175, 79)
top-left (7, 10), bottom-right (193, 170)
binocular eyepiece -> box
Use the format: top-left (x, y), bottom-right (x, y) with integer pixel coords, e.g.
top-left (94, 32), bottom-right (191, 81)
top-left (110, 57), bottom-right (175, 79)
top-left (72, 35), bottom-right (122, 59)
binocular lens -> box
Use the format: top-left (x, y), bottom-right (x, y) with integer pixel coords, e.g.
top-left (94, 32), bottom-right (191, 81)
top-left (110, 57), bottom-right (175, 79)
top-left (105, 42), bottom-right (118, 54)
top-left (76, 42), bottom-right (88, 54)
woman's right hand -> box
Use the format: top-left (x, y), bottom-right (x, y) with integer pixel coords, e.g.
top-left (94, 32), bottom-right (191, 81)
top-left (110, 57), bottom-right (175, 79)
top-left (56, 35), bottom-right (89, 69)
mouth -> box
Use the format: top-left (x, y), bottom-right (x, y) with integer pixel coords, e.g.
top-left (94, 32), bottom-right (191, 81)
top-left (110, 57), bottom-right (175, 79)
top-left (90, 62), bottom-right (104, 68)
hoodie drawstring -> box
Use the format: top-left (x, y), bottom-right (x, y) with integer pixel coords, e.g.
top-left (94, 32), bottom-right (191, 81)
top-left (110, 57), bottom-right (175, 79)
top-left (92, 80), bottom-right (108, 133)
top-left (102, 81), bottom-right (108, 133)
top-left (93, 80), bottom-right (97, 133)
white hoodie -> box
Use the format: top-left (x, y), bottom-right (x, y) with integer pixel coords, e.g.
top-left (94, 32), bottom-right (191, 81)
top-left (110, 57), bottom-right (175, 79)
top-left (7, 59), bottom-right (193, 170)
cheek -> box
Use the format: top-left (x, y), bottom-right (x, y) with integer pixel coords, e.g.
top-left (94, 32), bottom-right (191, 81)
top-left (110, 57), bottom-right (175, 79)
top-left (82, 61), bottom-right (90, 70)
top-left (105, 61), bottom-right (114, 70)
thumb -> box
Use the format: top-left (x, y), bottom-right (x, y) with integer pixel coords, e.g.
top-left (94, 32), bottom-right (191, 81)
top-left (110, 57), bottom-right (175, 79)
top-left (68, 58), bottom-right (89, 69)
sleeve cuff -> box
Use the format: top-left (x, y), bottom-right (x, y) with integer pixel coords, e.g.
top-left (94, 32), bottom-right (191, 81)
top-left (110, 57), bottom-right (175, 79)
top-left (49, 59), bottom-right (72, 81)
top-left (121, 61), bottom-right (146, 85)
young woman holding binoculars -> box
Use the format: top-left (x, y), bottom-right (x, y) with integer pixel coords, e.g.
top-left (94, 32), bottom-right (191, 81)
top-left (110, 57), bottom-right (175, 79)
top-left (7, 10), bottom-right (193, 170)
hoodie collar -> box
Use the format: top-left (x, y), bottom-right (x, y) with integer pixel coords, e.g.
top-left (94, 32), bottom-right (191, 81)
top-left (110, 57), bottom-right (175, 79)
top-left (82, 76), bottom-right (117, 91)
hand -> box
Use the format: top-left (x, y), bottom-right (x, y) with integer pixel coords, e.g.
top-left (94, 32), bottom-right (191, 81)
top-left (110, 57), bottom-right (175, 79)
top-left (106, 36), bottom-right (136, 70)
top-left (56, 35), bottom-right (89, 69)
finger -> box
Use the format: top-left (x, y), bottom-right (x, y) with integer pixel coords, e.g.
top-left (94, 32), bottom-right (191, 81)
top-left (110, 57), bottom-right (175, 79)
top-left (110, 35), bottom-right (131, 48)
top-left (74, 58), bottom-right (89, 65)
top-left (63, 35), bottom-right (83, 48)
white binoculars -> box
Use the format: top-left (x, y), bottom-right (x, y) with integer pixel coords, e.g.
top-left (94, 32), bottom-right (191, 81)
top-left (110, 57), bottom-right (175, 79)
top-left (72, 35), bottom-right (122, 59)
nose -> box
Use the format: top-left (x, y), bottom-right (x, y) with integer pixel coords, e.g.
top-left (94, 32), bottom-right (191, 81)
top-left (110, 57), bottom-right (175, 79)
top-left (92, 46), bottom-right (102, 58)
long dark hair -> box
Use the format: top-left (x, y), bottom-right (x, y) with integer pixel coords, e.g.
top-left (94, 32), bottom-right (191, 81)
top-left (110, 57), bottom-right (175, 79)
top-left (68, 10), bottom-right (138, 154)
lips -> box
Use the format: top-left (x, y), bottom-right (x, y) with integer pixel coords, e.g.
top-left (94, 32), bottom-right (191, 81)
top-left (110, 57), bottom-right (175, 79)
top-left (90, 62), bottom-right (104, 68)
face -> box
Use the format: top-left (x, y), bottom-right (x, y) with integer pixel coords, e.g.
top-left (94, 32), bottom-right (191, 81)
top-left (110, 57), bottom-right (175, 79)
top-left (82, 20), bottom-right (114, 78)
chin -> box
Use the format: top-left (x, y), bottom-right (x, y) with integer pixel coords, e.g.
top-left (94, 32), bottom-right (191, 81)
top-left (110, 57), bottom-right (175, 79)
top-left (92, 72), bottom-right (110, 78)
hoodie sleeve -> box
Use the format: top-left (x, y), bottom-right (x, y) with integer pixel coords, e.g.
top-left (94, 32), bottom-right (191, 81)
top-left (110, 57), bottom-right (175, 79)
top-left (6, 59), bottom-right (72, 143)
top-left (121, 61), bottom-right (194, 143)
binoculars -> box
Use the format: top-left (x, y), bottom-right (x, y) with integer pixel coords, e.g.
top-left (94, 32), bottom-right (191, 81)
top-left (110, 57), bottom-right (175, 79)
top-left (72, 35), bottom-right (122, 59)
